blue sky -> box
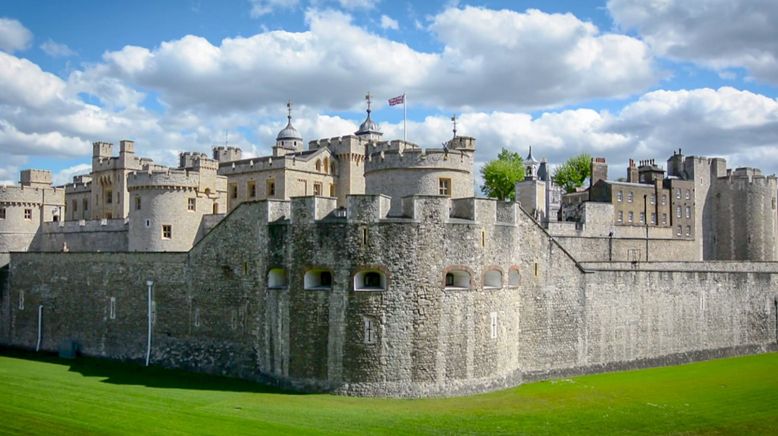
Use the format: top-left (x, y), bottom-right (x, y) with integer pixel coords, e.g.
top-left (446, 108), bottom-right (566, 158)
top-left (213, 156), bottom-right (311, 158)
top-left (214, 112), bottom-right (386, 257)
top-left (0, 0), bottom-right (777, 186)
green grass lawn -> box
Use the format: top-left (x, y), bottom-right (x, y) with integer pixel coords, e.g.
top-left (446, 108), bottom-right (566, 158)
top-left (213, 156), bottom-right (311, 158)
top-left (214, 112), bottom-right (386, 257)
top-left (0, 350), bottom-right (777, 435)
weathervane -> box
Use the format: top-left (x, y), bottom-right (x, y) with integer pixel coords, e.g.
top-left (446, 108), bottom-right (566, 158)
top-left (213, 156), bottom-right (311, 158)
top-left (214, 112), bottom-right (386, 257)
top-left (287, 99), bottom-right (293, 123)
top-left (451, 114), bottom-right (457, 138)
top-left (365, 92), bottom-right (372, 114)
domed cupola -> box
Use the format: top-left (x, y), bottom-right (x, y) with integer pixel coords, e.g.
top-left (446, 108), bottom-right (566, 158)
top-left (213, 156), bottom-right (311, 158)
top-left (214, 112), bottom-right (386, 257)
top-left (276, 100), bottom-right (303, 151)
top-left (525, 146), bottom-right (540, 181)
top-left (355, 92), bottom-right (383, 141)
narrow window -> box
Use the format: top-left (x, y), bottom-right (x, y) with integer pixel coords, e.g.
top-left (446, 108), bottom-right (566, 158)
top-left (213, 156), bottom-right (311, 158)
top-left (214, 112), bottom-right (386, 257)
top-left (439, 178), bottom-right (451, 196)
top-left (243, 261), bottom-right (249, 275)
top-left (490, 312), bottom-right (498, 339)
top-left (330, 184), bottom-right (336, 197)
top-left (24, 209), bottom-right (32, 220)
top-left (676, 189), bottom-right (681, 199)
top-left (676, 206), bottom-right (682, 218)
top-left (676, 225), bottom-right (682, 236)
top-left (162, 224), bottom-right (172, 239)
top-left (661, 194), bottom-right (667, 205)
top-left (0, 208), bottom-right (5, 219)
top-left (534, 263), bottom-right (539, 277)
top-left (627, 192), bottom-right (633, 203)
top-left (18, 290), bottom-right (24, 310)
top-left (266, 179), bottom-right (275, 197)
top-left (617, 211), bottom-right (623, 223)
top-left (685, 189), bottom-right (691, 200)
top-left (481, 230), bottom-right (485, 247)
top-left (651, 213), bottom-right (657, 224)
top-left (248, 181), bottom-right (256, 198)
top-left (363, 317), bottom-right (377, 344)
top-left (83, 199), bottom-right (88, 211)
top-left (145, 219), bottom-right (151, 228)
top-left (109, 297), bottom-right (116, 320)
top-left (639, 212), bottom-right (645, 224)
top-left (72, 200), bottom-right (78, 212)
top-left (686, 225), bottom-right (691, 237)
top-left (313, 182), bottom-right (322, 196)
top-left (229, 183), bottom-right (238, 199)
top-left (315, 159), bottom-right (322, 172)
top-left (106, 189), bottom-right (113, 204)
top-left (686, 206), bottom-right (691, 219)
top-left (362, 228), bottom-right (368, 245)
top-left (650, 195), bottom-right (655, 205)
top-left (230, 309), bottom-right (238, 330)
top-left (323, 158), bottom-right (330, 174)
top-left (616, 191), bottom-right (623, 202)
top-left (187, 198), bottom-right (196, 211)
top-left (628, 211), bottom-right (633, 223)
top-left (194, 308), bottom-right (200, 327)
top-left (213, 203), bottom-right (219, 214)
top-left (662, 213), bottom-right (668, 225)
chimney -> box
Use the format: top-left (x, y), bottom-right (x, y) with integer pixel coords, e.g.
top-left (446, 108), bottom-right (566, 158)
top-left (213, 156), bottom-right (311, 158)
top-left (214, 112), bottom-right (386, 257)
top-left (627, 159), bottom-right (639, 183)
top-left (590, 157), bottom-right (608, 189)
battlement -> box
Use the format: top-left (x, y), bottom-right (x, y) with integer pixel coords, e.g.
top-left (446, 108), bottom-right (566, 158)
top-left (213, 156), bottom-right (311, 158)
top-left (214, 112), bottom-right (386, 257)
top-left (364, 144), bottom-right (473, 174)
top-left (716, 171), bottom-right (778, 187)
top-left (179, 151), bottom-right (209, 169)
top-left (19, 169), bottom-right (52, 187)
top-left (213, 146), bottom-right (242, 163)
top-left (127, 169), bottom-right (201, 190)
top-left (41, 218), bottom-right (128, 234)
top-left (0, 184), bottom-right (64, 204)
top-left (217, 155), bottom-right (280, 174)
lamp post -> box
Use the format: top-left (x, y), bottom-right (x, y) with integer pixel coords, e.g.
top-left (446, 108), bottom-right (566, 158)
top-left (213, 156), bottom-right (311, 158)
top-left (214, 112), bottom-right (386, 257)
top-left (145, 279), bottom-right (154, 367)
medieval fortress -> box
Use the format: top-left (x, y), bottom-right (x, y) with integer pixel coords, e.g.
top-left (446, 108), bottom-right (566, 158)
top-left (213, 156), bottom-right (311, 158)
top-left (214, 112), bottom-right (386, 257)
top-left (1, 101), bottom-right (777, 397)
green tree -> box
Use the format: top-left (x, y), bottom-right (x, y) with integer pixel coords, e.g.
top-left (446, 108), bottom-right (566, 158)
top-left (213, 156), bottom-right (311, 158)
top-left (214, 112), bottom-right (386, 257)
top-left (480, 148), bottom-right (525, 201)
top-left (553, 153), bottom-right (592, 193)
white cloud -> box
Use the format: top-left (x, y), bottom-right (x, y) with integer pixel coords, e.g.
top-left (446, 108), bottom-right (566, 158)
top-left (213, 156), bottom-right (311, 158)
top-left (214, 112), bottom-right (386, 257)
top-left (380, 14), bottom-right (398, 30)
top-left (249, 0), bottom-right (299, 17)
top-left (0, 18), bottom-right (32, 53)
top-left (52, 163), bottom-right (92, 185)
top-left (608, 0), bottom-right (778, 84)
top-left (0, 52), bottom-right (65, 109)
top-left (337, 0), bottom-right (375, 10)
top-left (0, 120), bottom-right (91, 157)
top-left (40, 39), bottom-right (76, 57)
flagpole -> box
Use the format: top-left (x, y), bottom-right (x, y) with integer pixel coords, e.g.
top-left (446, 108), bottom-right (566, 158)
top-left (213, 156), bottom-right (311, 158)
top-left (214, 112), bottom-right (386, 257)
top-left (403, 92), bottom-right (407, 143)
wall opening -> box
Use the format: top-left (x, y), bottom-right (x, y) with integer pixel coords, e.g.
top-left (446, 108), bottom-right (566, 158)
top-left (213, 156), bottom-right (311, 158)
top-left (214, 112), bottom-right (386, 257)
top-left (363, 317), bottom-right (377, 344)
top-left (483, 270), bottom-right (502, 289)
top-left (444, 270), bottom-right (470, 289)
top-left (268, 268), bottom-right (288, 289)
top-left (354, 270), bottom-right (386, 291)
top-left (304, 269), bottom-right (333, 290)
top-left (490, 312), bottom-right (498, 339)
top-left (109, 297), bottom-right (116, 320)
top-left (508, 269), bottom-right (520, 287)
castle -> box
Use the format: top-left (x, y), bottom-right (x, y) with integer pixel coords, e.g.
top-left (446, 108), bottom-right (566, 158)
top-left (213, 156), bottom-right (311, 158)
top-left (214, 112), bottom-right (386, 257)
top-left (0, 100), bottom-right (777, 398)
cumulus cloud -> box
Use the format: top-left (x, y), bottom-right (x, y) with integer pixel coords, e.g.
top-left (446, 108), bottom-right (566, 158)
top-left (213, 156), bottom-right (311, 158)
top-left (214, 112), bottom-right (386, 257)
top-left (40, 39), bottom-right (76, 57)
top-left (0, 18), bottom-right (32, 53)
top-left (336, 0), bottom-right (375, 10)
top-left (92, 6), bottom-right (656, 115)
top-left (608, 0), bottom-right (778, 83)
top-left (52, 163), bottom-right (92, 185)
top-left (380, 14), bottom-right (398, 30)
top-left (249, 0), bottom-right (299, 17)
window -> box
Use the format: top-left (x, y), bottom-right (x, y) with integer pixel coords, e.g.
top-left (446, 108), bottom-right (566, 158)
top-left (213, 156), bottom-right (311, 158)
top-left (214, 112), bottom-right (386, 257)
top-left (490, 312), bottom-right (498, 339)
top-left (162, 224), bottom-right (172, 239)
top-left (331, 162), bottom-right (336, 175)
top-left (145, 219), bottom-right (151, 228)
top-left (0, 208), bottom-right (5, 219)
top-left (676, 188), bottom-right (681, 199)
top-left (508, 269), bottom-right (520, 287)
top-left (651, 213), bottom-right (657, 224)
top-left (483, 270), bottom-right (502, 289)
top-left (685, 189), bottom-right (691, 200)
top-left (106, 189), bottom-right (113, 204)
top-left (135, 196), bottom-right (141, 210)
top-left (109, 297), bottom-right (116, 320)
top-left (439, 178), bottom-right (452, 196)
top-left (315, 159), bottom-right (322, 172)
top-left (685, 206), bottom-right (691, 219)
top-left (213, 203), bottom-right (219, 214)
top-left (639, 212), bottom-right (645, 224)
top-left (304, 269), bottom-right (333, 290)
top-left (268, 268), bottom-right (288, 288)
top-left (229, 183), bottom-right (238, 199)
top-left (676, 225), bottom-right (682, 236)
top-left (661, 194), bottom-right (667, 205)
top-left (363, 317), bottom-right (377, 344)
top-left (444, 270), bottom-right (470, 289)
top-left (616, 190), bottom-right (623, 202)
top-left (676, 206), bottom-right (682, 218)
top-left (686, 225), bottom-right (691, 237)
top-left (650, 195), bottom-right (655, 205)
top-left (628, 211), bottom-right (634, 223)
top-left (266, 179), bottom-right (275, 197)
top-left (83, 199), bottom-right (88, 211)
top-left (194, 308), bottom-right (201, 328)
top-left (662, 213), bottom-right (668, 225)
top-left (330, 184), bottom-right (336, 197)
top-left (187, 198), bottom-right (196, 211)
top-left (313, 182), bottom-right (322, 196)
top-left (618, 211), bottom-right (623, 223)
top-left (323, 158), bottom-right (330, 174)
top-left (627, 192), bottom-right (633, 203)
top-left (354, 271), bottom-right (386, 290)
top-left (72, 200), bottom-right (78, 212)
top-left (24, 209), bottom-right (32, 220)
top-left (248, 181), bottom-right (256, 198)
top-left (18, 290), bottom-right (24, 310)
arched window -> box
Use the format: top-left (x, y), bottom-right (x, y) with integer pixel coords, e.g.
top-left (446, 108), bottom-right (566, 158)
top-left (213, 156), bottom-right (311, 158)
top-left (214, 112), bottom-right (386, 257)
top-left (483, 270), bottom-right (502, 289)
top-left (213, 203), bottom-right (219, 214)
top-left (508, 269), bottom-right (520, 287)
top-left (268, 268), bottom-right (288, 288)
top-left (444, 270), bottom-right (470, 289)
top-left (354, 270), bottom-right (386, 291)
top-left (323, 158), bottom-right (330, 174)
top-left (304, 269), bottom-right (333, 290)
top-left (315, 159), bottom-right (322, 172)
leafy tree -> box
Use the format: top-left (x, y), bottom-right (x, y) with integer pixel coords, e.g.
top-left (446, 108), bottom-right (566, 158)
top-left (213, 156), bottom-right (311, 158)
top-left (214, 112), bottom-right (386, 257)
top-left (480, 148), bottom-right (525, 201)
top-left (553, 153), bottom-right (592, 193)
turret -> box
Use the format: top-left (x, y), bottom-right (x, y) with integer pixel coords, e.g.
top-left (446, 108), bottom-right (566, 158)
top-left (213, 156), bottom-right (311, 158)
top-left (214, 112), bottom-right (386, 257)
top-left (355, 92), bottom-right (383, 141)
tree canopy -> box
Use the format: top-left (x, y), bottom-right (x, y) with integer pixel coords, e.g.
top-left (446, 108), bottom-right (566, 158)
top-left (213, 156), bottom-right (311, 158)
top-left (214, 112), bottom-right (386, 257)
top-left (480, 148), bottom-right (525, 201)
top-left (553, 153), bottom-right (592, 193)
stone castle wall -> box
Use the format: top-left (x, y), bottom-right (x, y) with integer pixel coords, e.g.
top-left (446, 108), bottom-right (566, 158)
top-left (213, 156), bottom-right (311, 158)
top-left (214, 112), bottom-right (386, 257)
top-left (2, 195), bottom-right (776, 397)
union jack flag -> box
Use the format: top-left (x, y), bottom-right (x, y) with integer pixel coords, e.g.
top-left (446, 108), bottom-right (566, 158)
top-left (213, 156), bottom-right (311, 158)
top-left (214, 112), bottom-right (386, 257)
top-left (388, 95), bottom-right (405, 106)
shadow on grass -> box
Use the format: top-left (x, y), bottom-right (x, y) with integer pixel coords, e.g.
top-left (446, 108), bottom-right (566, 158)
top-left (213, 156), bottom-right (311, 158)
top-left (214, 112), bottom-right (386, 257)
top-left (0, 347), bottom-right (305, 395)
